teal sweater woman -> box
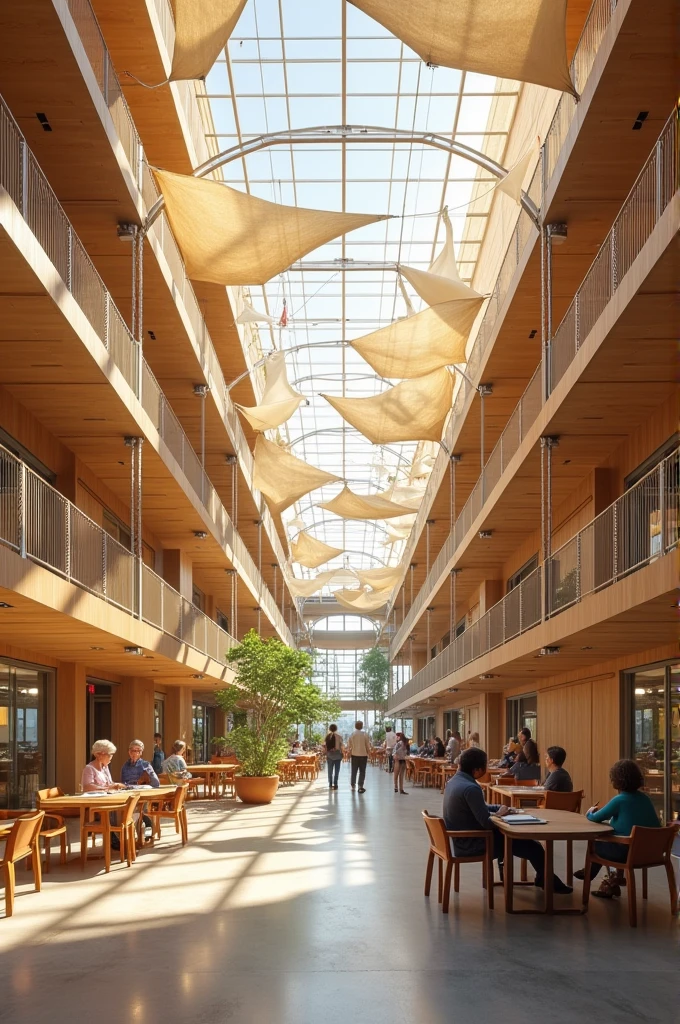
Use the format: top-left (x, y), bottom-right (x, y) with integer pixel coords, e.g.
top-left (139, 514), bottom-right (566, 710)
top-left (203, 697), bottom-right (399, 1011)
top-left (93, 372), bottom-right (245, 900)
top-left (575, 758), bottom-right (659, 896)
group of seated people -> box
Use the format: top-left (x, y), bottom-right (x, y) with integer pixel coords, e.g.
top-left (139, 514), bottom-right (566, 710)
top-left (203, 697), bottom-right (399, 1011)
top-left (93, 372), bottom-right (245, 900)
top-left (443, 742), bottom-right (662, 899)
top-left (415, 730), bottom-right (481, 761)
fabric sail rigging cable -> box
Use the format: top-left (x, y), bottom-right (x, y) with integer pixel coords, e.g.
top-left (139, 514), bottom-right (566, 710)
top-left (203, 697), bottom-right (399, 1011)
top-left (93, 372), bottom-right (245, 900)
top-left (252, 435), bottom-right (341, 515)
top-left (152, 169), bottom-right (388, 286)
top-left (290, 531), bottom-right (345, 570)
top-left (235, 352), bottom-right (303, 432)
top-left (348, 0), bottom-right (576, 96)
top-left (322, 368), bottom-right (455, 445)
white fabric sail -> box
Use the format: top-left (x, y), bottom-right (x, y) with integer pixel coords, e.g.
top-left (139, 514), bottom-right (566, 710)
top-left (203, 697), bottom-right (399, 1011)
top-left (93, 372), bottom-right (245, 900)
top-left (169, 0), bottom-right (247, 81)
top-left (383, 525), bottom-right (412, 545)
top-left (351, 298), bottom-right (481, 379)
top-left (317, 485), bottom-right (414, 521)
top-left (354, 566), bottom-right (403, 591)
top-left (153, 169), bottom-right (387, 286)
top-left (290, 531), bottom-right (345, 570)
top-left (399, 210), bottom-right (484, 307)
top-left (236, 301), bottom-right (276, 326)
top-left (323, 368), bottom-right (455, 445)
top-left (389, 483), bottom-right (427, 510)
top-left (334, 588), bottom-right (390, 613)
top-left (287, 571), bottom-right (339, 598)
top-left (253, 436), bottom-right (342, 515)
top-left (497, 137), bottom-right (541, 204)
top-left (236, 352), bottom-right (303, 432)
top-left (349, 0), bottom-right (575, 95)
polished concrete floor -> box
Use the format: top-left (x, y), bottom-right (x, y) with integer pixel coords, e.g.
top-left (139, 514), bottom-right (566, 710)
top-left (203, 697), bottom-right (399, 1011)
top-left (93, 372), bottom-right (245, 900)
top-left (0, 766), bottom-right (678, 1023)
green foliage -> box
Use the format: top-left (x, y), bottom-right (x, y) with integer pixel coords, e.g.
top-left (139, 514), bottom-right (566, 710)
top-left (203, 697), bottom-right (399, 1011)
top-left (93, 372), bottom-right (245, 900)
top-left (215, 630), bottom-right (340, 777)
top-left (357, 647), bottom-right (389, 706)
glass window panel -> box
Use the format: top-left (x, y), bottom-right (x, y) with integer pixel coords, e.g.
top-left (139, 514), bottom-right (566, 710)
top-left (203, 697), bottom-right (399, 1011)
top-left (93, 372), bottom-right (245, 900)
top-left (632, 667), bottom-right (666, 822)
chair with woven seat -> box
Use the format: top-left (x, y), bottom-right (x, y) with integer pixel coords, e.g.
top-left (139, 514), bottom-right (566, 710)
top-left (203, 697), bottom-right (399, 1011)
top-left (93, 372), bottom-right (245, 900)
top-left (80, 793), bottom-right (141, 872)
top-left (422, 810), bottom-right (494, 913)
top-left (0, 811), bottom-right (44, 917)
top-left (582, 824), bottom-right (679, 926)
top-left (148, 784), bottom-right (188, 846)
top-left (541, 790), bottom-right (584, 883)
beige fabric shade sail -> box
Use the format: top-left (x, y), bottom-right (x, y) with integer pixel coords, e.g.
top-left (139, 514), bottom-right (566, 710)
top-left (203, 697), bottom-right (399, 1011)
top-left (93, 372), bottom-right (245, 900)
top-left (349, 0), bottom-right (575, 95)
top-left (351, 298), bottom-right (481, 379)
top-left (287, 571), bottom-right (339, 598)
top-left (497, 137), bottom-right (541, 204)
top-left (334, 588), bottom-right (390, 613)
top-left (236, 301), bottom-right (276, 326)
top-left (290, 531), bottom-right (345, 570)
top-left (354, 566), bottom-right (403, 591)
top-left (317, 485), bottom-right (414, 521)
top-left (399, 210), bottom-right (483, 308)
top-left (236, 352), bottom-right (303, 432)
top-left (322, 368), bottom-right (455, 445)
top-left (153, 169), bottom-right (387, 286)
top-left (169, 0), bottom-right (247, 81)
top-left (253, 436), bottom-right (342, 515)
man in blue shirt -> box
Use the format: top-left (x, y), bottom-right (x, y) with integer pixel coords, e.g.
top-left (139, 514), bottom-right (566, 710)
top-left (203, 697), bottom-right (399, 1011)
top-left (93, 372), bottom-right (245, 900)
top-left (443, 746), bottom-right (572, 894)
top-left (120, 739), bottom-right (160, 788)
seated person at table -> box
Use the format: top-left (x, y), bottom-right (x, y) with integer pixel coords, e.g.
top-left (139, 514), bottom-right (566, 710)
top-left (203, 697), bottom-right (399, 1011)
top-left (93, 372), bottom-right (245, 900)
top-left (432, 736), bottom-right (446, 758)
top-left (574, 759), bottom-right (660, 898)
top-left (410, 740), bottom-right (419, 754)
top-left (509, 739), bottom-right (542, 780)
top-left (120, 739), bottom-right (160, 788)
top-left (544, 746), bottom-right (573, 792)
top-left (418, 738), bottom-right (434, 757)
top-left (467, 732), bottom-right (481, 749)
top-left (443, 747), bottom-right (572, 894)
top-left (446, 731), bottom-right (462, 762)
top-left (499, 737), bottom-right (521, 768)
top-left (162, 740), bottom-right (193, 779)
top-left (81, 739), bottom-right (126, 792)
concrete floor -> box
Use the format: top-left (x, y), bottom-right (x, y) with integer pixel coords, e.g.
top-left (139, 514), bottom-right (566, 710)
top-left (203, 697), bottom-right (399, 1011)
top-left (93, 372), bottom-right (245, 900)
top-left (0, 766), bottom-right (678, 1024)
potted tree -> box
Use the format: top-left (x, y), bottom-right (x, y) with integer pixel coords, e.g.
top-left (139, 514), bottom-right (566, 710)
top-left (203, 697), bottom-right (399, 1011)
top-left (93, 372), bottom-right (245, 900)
top-left (215, 630), bottom-right (339, 804)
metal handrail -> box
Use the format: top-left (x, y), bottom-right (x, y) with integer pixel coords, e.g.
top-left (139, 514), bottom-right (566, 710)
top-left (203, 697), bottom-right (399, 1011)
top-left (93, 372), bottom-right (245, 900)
top-left (388, 445), bottom-right (679, 710)
top-left (0, 443), bottom-right (236, 666)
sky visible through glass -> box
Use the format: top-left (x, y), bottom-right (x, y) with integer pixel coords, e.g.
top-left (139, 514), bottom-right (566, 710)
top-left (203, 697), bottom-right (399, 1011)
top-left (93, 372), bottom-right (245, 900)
top-left (199, 0), bottom-right (519, 597)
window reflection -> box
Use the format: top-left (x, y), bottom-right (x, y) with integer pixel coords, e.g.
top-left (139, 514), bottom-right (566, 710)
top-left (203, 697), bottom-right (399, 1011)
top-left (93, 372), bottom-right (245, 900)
top-left (629, 663), bottom-right (679, 823)
top-left (0, 660), bottom-right (51, 808)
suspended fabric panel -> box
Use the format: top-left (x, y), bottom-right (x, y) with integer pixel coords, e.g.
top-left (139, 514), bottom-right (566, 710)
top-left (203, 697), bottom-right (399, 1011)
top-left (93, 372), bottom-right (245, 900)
top-left (354, 566), bottom-right (404, 591)
top-left (236, 301), bottom-right (276, 325)
top-left (497, 137), bottom-right (541, 204)
top-left (334, 588), bottom-right (390, 613)
top-left (253, 436), bottom-right (342, 515)
top-left (399, 211), bottom-right (483, 307)
top-left (351, 299), bottom-right (480, 379)
top-left (389, 483), bottom-right (427, 510)
top-left (349, 0), bottom-right (575, 95)
top-left (169, 0), bottom-right (247, 81)
top-left (383, 525), bottom-right (413, 545)
top-left (322, 369), bottom-right (455, 445)
top-left (153, 169), bottom-right (388, 286)
top-left (290, 531), bottom-right (345, 570)
top-left (236, 352), bottom-right (303, 432)
top-left (318, 485), bottom-right (414, 521)
top-left (287, 571), bottom-right (339, 598)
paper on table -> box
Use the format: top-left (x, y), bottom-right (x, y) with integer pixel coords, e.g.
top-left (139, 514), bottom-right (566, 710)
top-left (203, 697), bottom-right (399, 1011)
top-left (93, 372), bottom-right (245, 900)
top-left (502, 814), bottom-right (547, 824)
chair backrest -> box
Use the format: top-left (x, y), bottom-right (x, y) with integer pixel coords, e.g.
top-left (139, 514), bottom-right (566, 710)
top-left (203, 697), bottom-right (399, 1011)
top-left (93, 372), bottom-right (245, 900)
top-left (514, 779), bottom-right (539, 787)
top-left (120, 793), bottom-right (142, 826)
top-left (37, 786), bottom-right (63, 803)
top-left (543, 789), bottom-right (584, 812)
top-left (476, 771), bottom-right (491, 784)
top-left (158, 773), bottom-right (170, 784)
top-left (422, 810), bottom-right (452, 861)
top-left (4, 810), bottom-right (44, 862)
top-left (169, 784), bottom-right (188, 812)
top-left (495, 776), bottom-right (516, 785)
top-left (628, 825), bottom-right (677, 867)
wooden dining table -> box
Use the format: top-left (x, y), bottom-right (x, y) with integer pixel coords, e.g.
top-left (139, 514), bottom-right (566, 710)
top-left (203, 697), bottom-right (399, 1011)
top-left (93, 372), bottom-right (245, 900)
top-left (185, 764), bottom-right (237, 799)
top-left (490, 785), bottom-right (546, 808)
top-left (38, 786), bottom-right (179, 854)
top-left (491, 808), bottom-right (613, 914)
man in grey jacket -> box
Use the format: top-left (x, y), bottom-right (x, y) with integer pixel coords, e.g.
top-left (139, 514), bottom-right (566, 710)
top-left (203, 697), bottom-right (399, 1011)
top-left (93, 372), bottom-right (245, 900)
top-left (443, 747), bottom-right (572, 894)
top-left (347, 721), bottom-right (372, 793)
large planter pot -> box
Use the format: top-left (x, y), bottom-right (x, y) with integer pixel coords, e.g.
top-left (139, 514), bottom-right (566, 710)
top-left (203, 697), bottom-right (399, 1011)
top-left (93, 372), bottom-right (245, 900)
top-left (234, 775), bottom-right (280, 805)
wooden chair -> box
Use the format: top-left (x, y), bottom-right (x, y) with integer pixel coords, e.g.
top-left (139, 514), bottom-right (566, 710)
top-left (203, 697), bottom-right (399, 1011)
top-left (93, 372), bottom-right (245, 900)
top-left (148, 785), bottom-right (188, 846)
top-left (422, 810), bottom-right (494, 913)
top-left (276, 761), bottom-right (297, 785)
top-left (0, 809), bottom-right (68, 872)
top-left (540, 790), bottom-right (584, 884)
top-left (414, 758), bottom-right (435, 788)
top-left (0, 811), bottom-right (44, 917)
top-left (37, 786), bottom-right (79, 817)
top-left (80, 793), bottom-right (141, 872)
top-left (582, 824), bottom-right (679, 927)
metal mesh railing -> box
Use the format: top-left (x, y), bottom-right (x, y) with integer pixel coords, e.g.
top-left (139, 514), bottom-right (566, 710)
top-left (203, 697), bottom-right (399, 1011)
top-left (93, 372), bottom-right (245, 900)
top-left (550, 111), bottom-right (678, 392)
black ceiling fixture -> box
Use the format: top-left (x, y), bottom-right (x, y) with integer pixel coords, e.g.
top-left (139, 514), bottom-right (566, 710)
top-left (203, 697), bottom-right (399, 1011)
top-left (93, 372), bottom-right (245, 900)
top-left (632, 111), bottom-right (649, 131)
top-left (36, 112), bottom-right (52, 132)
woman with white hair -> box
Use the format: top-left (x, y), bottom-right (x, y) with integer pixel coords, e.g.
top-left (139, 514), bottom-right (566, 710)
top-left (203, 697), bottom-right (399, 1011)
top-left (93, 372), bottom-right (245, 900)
top-left (81, 740), bottom-right (126, 793)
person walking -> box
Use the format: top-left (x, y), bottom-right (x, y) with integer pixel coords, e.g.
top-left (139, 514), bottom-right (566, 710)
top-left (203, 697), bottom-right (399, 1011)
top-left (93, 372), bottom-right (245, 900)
top-left (384, 725), bottom-right (397, 773)
top-left (325, 724), bottom-right (343, 790)
top-left (392, 731), bottom-right (410, 794)
top-left (347, 721), bottom-right (372, 793)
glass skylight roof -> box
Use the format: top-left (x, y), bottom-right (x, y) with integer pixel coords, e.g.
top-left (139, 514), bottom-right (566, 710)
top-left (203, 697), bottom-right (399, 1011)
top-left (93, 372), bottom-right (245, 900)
top-left (199, 0), bottom-right (519, 594)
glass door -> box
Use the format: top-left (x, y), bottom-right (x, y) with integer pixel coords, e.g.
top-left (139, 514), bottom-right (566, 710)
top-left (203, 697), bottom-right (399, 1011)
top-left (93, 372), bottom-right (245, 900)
top-left (192, 703), bottom-right (207, 763)
top-left (0, 660), bottom-right (50, 808)
top-left (629, 662), bottom-right (679, 823)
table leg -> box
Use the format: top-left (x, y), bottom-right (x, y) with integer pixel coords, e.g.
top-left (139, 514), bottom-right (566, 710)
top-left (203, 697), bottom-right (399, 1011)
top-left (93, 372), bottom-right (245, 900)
top-left (544, 841), bottom-right (554, 913)
top-left (504, 834), bottom-right (514, 912)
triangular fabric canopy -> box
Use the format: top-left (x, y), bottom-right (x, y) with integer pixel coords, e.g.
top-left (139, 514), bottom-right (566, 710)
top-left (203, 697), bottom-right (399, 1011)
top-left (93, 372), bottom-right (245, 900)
top-left (253, 435), bottom-right (342, 515)
top-left (334, 588), bottom-right (390, 613)
top-left (153, 169), bottom-right (388, 286)
top-left (351, 299), bottom-right (481, 379)
top-left (236, 301), bottom-right (276, 326)
top-left (389, 483), bottom-right (426, 510)
top-left (349, 0), bottom-right (575, 95)
top-left (287, 570), bottom-right (339, 599)
top-left (497, 137), bottom-right (541, 205)
top-left (323, 369), bottom-right (455, 445)
top-left (399, 210), bottom-right (483, 307)
top-left (354, 566), bottom-right (403, 591)
top-left (383, 525), bottom-right (412, 545)
top-left (318, 485), bottom-right (414, 521)
top-left (236, 352), bottom-right (303, 432)
top-left (290, 531), bottom-right (345, 570)
top-left (169, 0), bottom-right (247, 81)
top-left (409, 453), bottom-right (435, 479)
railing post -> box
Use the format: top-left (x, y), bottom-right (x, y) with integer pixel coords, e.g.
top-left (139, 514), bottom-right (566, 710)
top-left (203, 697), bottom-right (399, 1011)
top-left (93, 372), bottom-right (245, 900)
top-left (18, 463), bottom-right (26, 558)
top-left (576, 533), bottom-right (581, 603)
top-left (612, 500), bottom-right (618, 582)
top-left (659, 461), bottom-right (666, 553)
top-left (19, 138), bottom-right (28, 217)
top-left (104, 292), bottom-right (110, 351)
top-left (610, 221), bottom-right (618, 294)
top-left (65, 502), bottom-right (71, 579)
top-left (102, 532), bottom-right (107, 599)
top-left (67, 225), bottom-right (73, 292)
top-left (655, 138), bottom-right (663, 221)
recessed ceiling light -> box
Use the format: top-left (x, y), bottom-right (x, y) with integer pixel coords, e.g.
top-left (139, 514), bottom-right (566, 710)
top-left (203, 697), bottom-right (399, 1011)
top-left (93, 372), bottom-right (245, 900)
top-left (90, 646), bottom-right (104, 651)
top-left (0, 602), bottom-right (13, 609)
top-left (479, 530), bottom-right (493, 539)
top-left (36, 112), bottom-right (52, 132)
top-left (193, 530), bottom-right (208, 539)
top-left (191, 673), bottom-right (204, 680)
top-left (124, 646), bottom-right (143, 656)
top-left (580, 645), bottom-right (593, 650)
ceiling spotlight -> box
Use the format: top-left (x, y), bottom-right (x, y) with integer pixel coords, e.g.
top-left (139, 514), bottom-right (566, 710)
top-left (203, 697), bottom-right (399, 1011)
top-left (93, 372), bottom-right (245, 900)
top-left (447, 687), bottom-right (459, 693)
top-left (547, 222), bottom-right (568, 245)
top-left (117, 222), bottom-right (137, 242)
top-left (193, 530), bottom-right (208, 540)
top-left (90, 646), bottom-right (104, 651)
top-left (124, 646), bottom-right (143, 656)
top-left (191, 673), bottom-right (204, 680)
top-left (539, 646), bottom-right (560, 657)
top-left (0, 602), bottom-right (14, 609)
top-left (193, 383), bottom-right (210, 397)
top-left (479, 530), bottom-right (493, 539)
top-left (580, 645), bottom-right (593, 650)
top-left (479, 673), bottom-right (496, 680)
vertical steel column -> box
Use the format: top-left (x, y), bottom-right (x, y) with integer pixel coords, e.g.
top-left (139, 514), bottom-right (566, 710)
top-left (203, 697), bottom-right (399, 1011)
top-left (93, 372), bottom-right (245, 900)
top-left (540, 437), bottom-right (546, 620)
top-left (544, 436), bottom-right (558, 616)
top-left (272, 564), bottom-right (278, 606)
top-left (478, 386), bottom-right (492, 502)
top-left (425, 519), bottom-right (434, 574)
top-left (136, 438), bottom-right (144, 619)
top-left (194, 384), bottom-right (209, 505)
top-left (540, 224), bottom-right (549, 402)
top-left (401, 585), bottom-right (405, 624)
